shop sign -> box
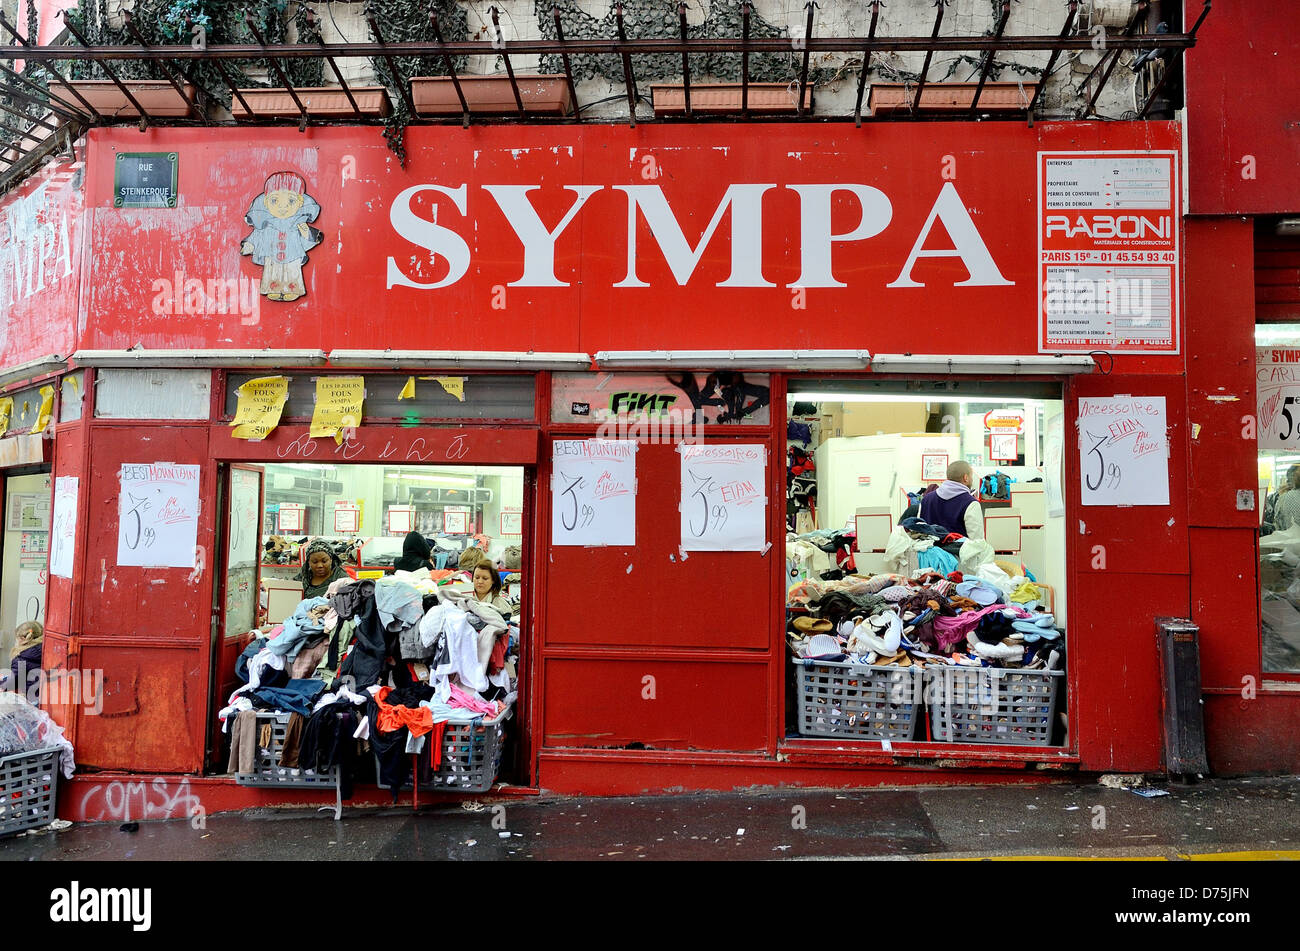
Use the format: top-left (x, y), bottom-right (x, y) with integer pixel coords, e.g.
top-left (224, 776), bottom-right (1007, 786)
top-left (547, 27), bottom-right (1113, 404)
top-left (309, 376), bottom-right (364, 443)
top-left (1257, 347), bottom-right (1300, 450)
top-left (983, 409), bottom-right (1025, 434)
top-left (1077, 396), bottom-right (1170, 506)
top-left (230, 375), bottom-right (289, 441)
top-left (551, 439), bottom-right (637, 547)
top-left (333, 500), bottom-right (360, 534)
top-left (1039, 151), bottom-right (1180, 354)
top-left (277, 502), bottom-right (305, 533)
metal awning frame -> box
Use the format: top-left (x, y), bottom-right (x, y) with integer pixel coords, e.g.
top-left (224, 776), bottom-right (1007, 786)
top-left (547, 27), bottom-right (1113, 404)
top-left (0, 2), bottom-right (1211, 184)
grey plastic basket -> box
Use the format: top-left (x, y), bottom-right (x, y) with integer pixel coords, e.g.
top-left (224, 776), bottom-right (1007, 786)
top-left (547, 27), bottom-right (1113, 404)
top-left (0, 747), bottom-right (60, 838)
top-left (376, 708), bottom-right (511, 794)
top-left (793, 658), bottom-right (924, 740)
top-left (235, 711), bottom-right (340, 788)
top-left (924, 666), bottom-right (1064, 746)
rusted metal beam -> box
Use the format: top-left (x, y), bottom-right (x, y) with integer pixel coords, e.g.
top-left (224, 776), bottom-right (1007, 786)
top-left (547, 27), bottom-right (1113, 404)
top-left (0, 71), bottom-right (86, 122)
top-left (122, 10), bottom-right (205, 122)
top-left (1027, 0), bottom-right (1079, 114)
top-left (0, 61), bottom-right (89, 121)
top-left (796, 1), bottom-right (816, 117)
top-left (678, 3), bottom-right (691, 119)
top-left (0, 99), bottom-right (57, 132)
top-left (614, 3), bottom-right (638, 128)
top-left (301, 8), bottom-right (361, 118)
top-left (210, 56), bottom-right (256, 117)
top-left (551, 5), bottom-right (578, 117)
top-left (0, 11), bottom-right (101, 118)
top-left (59, 10), bottom-right (150, 123)
top-left (490, 7), bottom-right (525, 118)
top-left (1137, 0), bottom-right (1211, 118)
top-left (969, 0), bottom-right (1010, 116)
top-left (429, 9), bottom-right (469, 124)
top-left (911, 0), bottom-right (947, 113)
top-left (245, 12), bottom-right (307, 123)
top-left (367, 8), bottom-right (417, 117)
top-left (853, 0), bottom-right (882, 127)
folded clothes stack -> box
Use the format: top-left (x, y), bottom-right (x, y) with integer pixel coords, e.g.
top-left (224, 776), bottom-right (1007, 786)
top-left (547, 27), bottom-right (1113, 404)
top-left (787, 570), bottom-right (1064, 672)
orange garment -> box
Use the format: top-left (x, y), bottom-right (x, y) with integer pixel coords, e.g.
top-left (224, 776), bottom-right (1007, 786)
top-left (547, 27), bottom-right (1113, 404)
top-left (374, 686), bottom-right (434, 738)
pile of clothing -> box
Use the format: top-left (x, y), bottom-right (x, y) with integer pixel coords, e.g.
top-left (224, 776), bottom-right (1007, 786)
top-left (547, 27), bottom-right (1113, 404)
top-left (263, 535), bottom-right (306, 565)
top-left (220, 569), bottom-right (518, 798)
top-left (787, 569), bottom-right (1063, 673)
top-left (0, 690), bottom-right (75, 779)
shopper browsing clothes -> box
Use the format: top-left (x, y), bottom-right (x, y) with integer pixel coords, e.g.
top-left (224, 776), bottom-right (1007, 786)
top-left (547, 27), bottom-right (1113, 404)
top-left (919, 461), bottom-right (985, 540)
top-left (394, 530), bottom-right (434, 572)
top-left (298, 540), bottom-right (348, 599)
top-left (471, 559), bottom-right (513, 618)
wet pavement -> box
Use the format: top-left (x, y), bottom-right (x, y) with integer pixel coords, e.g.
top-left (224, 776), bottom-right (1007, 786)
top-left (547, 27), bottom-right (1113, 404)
top-left (3, 776), bottom-right (1299, 861)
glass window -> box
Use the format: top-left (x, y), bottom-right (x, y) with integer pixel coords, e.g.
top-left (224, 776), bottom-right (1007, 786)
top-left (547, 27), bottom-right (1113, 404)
top-left (224, 373), bottom-right (535, 421)
top-left (783, 379), bottom-right (1069, 746)
top-left (94, 368), bottom-right (212, 419)
top-left (1256, 323), bottom-right (1300, 673)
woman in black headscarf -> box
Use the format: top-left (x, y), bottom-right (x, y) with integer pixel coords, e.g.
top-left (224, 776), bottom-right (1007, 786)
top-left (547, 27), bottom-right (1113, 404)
top-left (394, 530), bottom-right (433, 573)
top-left (297, 539), bottom-right (348, 599)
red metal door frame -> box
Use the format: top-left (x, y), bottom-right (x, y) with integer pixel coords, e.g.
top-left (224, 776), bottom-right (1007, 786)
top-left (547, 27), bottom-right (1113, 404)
top-left (204, 420), bottom-right (542, 787)
top-left (205, 462), bottom-right (265, 770)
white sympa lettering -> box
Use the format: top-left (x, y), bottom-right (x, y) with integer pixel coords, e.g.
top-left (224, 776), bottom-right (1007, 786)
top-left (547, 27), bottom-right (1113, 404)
top-left (385, 182), bottom-right (1013, 291)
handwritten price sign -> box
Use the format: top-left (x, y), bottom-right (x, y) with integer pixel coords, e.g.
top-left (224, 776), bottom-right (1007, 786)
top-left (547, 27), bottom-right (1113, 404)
top-left (117, 463), bottom-right (201, 567)
top-left (551, 439), bottom-right (637, 547)
top-left (1077, 397), bottom-right (1169, 506)
top-left (679, 444), bottom-right (767, 551)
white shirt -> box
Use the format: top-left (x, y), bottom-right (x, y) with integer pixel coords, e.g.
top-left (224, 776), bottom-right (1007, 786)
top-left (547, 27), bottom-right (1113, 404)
top-left (964, 501), bottom-right (985, 541)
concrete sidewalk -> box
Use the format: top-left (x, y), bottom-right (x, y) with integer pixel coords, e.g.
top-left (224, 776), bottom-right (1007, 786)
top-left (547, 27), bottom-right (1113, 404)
top-left (3, 775), bottom-right (1298, 861)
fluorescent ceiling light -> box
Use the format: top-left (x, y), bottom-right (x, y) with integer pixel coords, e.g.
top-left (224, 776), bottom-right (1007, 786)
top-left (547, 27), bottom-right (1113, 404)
top-left (595, 350), bottom-right (871, 370)
top-left (73, 349), bottom-right (327, 368)
top-left (787, 393), bottom-right (1036, 405)
top-left (1255, 327), bottom-right (1300, 343)
top-left (329, 350), bottom-right (591, 370)
top-left (0, 353), bottom-right (67, 388)
top-left (870, 354), bottom-right (1095, 375)
top-left (393, 473), bottom-right (477, 486)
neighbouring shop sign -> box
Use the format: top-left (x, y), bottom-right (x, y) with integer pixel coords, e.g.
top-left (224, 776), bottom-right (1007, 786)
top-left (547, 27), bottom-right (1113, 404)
top-left (1257, 348), bottom-right (1300, 450)
top-left (114, 152), bottom-right (178, 209)
top-left (1077, 397), bottom-right (1170, 506)
top-left (1039, 151), bottom-right (1180, 354)
top-left (679, 444), bottom-right (767, 552)
top-left (116, 463), bottom-right (201, 568)
top-left (50, 476), bottom-right (78, 579)
top-left (551, 439), bottom-right (636, 547)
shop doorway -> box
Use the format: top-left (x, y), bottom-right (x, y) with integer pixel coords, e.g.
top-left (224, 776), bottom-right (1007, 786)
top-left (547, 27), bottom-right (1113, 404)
top-left (207, 461), bottom-right (529, 784)
top-left (784, 380), bottom-right (1069, 749)
top-left (0, 469), bottom-right (51, 668)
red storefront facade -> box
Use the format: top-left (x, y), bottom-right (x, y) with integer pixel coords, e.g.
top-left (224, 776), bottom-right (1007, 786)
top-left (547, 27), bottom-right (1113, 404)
top-left (1, 111), bottom-right (1290, 819)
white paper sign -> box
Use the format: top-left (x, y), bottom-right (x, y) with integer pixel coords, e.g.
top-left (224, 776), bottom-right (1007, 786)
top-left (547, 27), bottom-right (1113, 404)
top-left (1077, 397), bottom-right (1169, 506)
top-left (1256, 347), bottom-right (1300, 450)
top-left (50, 476), bottom-right (78, 578)
top-left (1043, 413), bottom-right (1065, 518)
top-left (679, 444), bottom-right (767, 551)
top-left (117, 463), bottom-right (201, 568)
top-left (551, 439), bottom-right (636, 546)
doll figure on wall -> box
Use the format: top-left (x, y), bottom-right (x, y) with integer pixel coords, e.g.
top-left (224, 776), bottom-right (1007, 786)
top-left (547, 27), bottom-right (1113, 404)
top-left (240, 171), bottom-right (323, 302)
